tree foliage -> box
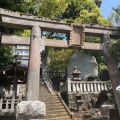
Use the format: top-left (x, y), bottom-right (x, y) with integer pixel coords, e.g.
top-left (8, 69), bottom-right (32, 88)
top-left (94, 0), bottom-right (102, 7)
top-left (112, 5), bottom-right (120, 25)
top-left (0, 0), bottom-right (70, 17)
top-left (108, 5), bottom-right (120, 62)
top-left (0, 45), bottom-right (13, 68)
top-left (0, 0), bottom-right (27, 13)
top-left (62, 0), bottom-right (110, 26)
top-left (48, 48), bottom-right (77, 72)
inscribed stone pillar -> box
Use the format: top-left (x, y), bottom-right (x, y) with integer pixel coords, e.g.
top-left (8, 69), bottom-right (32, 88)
top-left (26, 26), bottom-right (41, 101)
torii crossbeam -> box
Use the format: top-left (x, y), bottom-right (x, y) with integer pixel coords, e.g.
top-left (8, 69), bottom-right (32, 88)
top-left (0, 8), bottom-right (120, 101)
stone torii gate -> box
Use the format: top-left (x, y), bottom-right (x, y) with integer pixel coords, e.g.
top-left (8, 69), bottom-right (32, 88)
top-left (0, 8), bottom-right (120, 116)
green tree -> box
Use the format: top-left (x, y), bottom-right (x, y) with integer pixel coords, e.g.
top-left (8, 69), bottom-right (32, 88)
top-left (48, 48), bottom-right (77, 72)
top-left (0, 27), bottom-right (15, 68)
top-left (94, 0), bottom-right (102, 7)
top-left (108, 5), bottom-right (120, 63)
top-left (112, 5), bottom-right (120, 24)
top-left (0, 0), bottom-right (70, 17)
top-left (62, 0), bottom-right (109, 25)
top-left (0, 0), bottom-right (28, 13)
top-left (0, 45), bottom-right (13, 68)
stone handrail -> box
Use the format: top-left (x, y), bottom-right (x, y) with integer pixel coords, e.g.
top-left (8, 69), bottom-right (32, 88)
top-left (60, 79), bottom-right (112, 94)
top-left (57, 93), bottom-right (72, 118)
top-left (46, 71), bottom-right (67, 79)
top-left (42, 70), bottom-right (55, 95)
top-left (60, 82), bottom-right (67, 93)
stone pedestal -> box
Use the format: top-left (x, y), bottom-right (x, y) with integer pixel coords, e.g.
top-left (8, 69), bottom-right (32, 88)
top-left (100, 104), bottom-right (114, 119)
top-left (16, 101), bottom-right (46, 120)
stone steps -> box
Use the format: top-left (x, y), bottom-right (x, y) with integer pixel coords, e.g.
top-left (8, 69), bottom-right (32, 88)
top-left (39, 80), bottom-right (71, 120)
top-left (47, 109), bottom-right (68, 114)
top-left (40, 100), bottom-right (63, 104)
top-left (46, 112), bottom-right (69, 117)
top-left (40, 95), bottom-right (59, 100)
top-left (44, 116), bottom-right (71, 120)
top-left (46, 106), bottom-right (65, 109)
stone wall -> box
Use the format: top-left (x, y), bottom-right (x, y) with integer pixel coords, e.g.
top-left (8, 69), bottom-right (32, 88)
top-left (62, 90), bottom-right (117, 119)
top-left (67, 93), bottom-right (98, 111)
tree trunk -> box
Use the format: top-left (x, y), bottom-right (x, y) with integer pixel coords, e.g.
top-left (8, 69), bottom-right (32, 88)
top-left (102, 35), bottom-right (120, 115)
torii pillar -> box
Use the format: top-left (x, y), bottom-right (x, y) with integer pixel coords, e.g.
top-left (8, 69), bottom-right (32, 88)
top-left (26, 26), bottom-right (41, 101)
top-left (16, 27), bottom-right (46, 119)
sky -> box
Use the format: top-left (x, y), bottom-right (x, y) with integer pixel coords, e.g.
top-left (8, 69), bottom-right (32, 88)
top-left (100, 0), bottom-right (120, 18)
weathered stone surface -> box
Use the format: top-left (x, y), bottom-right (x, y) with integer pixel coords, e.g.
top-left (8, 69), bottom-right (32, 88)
top-left (67, 52), bottom-right (98, 80)
top-left (1, 35), bottom-right (102, 50)
top-left (16, 101), bottom-right (46, 119)
top-left (26, 26), bottom-right (41, 101)
top-left (100, 104), bottom-right (114, 118)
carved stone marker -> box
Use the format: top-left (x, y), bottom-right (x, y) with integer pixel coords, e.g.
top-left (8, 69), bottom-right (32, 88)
top-left (16, 101), bottom-right (46, 120)
top-left (67, 52), bottom-right (98, 80)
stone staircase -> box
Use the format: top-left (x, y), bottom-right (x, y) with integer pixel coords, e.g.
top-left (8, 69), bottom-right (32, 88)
top-left (39, 80), bottom-right (72, 120)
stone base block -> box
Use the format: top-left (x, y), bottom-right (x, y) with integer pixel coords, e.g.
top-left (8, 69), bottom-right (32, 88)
top-left (16, 101), bottom-right (46, 120)
top-left (100, 104), bottom-right (114, 118)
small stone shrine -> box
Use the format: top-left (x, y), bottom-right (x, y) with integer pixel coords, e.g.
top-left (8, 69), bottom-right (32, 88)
top-left (71, 66), bottom-right (81, 81)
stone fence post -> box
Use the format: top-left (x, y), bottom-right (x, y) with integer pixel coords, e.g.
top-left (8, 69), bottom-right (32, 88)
top-left (67, 78), bottom-right (71, 94)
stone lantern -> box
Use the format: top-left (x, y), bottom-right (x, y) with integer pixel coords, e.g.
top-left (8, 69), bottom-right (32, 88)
top-left (71, 66), bottom-right (81, 80)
